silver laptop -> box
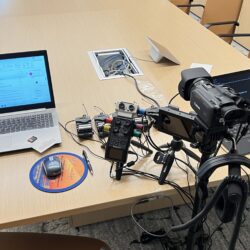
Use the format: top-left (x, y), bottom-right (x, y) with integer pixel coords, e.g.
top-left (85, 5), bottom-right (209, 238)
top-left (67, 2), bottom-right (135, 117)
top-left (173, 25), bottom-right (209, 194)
top-left (0, 50), bottom-right (61, 153)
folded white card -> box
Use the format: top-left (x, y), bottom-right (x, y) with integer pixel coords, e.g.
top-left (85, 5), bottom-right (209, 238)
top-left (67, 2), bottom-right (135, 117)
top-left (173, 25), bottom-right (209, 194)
top-left (191, 63), bottom-right (213, 74)
top-left (32, 138), bottom-right (58, 153)
top-left (146, 36), bottom-right (180, 64)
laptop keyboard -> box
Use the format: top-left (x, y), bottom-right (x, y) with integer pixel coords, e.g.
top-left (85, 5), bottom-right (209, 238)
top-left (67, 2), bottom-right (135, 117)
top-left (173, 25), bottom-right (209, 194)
top-left (0, 113), bottom-right (54, 134)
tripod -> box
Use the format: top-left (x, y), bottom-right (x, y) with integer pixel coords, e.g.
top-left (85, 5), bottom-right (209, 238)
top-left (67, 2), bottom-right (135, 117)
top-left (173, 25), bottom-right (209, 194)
top-left (162, 134), bottom-right (250, 249)
top-left (154, 137), bottom-right (200, 185)
top-left (183, 156), bottom-right (250, 249)
top-left (181, 135), bottom-right (250, 250)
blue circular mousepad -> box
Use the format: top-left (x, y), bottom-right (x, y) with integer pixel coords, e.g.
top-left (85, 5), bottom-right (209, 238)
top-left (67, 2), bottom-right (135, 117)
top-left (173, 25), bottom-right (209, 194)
top-left (29, 152), bottom-right (88, 193)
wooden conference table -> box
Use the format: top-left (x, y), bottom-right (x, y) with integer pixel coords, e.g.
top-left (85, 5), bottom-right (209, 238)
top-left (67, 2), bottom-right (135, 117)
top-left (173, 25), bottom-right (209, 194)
top-left (0, 0), bottom-right (250, 229)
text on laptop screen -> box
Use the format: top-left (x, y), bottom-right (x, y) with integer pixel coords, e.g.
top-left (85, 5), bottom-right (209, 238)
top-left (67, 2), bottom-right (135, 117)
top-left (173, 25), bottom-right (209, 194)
top-left (212, 70), bottom-right (250, 102)
top-left (0, 55), bottom-right (51, 109)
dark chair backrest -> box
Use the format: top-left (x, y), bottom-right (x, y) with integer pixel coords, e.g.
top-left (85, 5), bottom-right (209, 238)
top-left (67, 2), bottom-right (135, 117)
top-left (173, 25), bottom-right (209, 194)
top-left (0, 232), bottom-right (112, 250)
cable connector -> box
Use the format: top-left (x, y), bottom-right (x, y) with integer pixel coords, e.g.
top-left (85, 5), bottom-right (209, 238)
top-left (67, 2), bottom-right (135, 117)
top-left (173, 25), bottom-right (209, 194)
top-left (127, 161), bottom-right (136, 167)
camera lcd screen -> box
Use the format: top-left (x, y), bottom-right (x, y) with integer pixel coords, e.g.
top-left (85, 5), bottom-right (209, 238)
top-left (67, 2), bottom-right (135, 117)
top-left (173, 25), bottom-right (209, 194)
top-left (158, 108), bottom-right (195, 142)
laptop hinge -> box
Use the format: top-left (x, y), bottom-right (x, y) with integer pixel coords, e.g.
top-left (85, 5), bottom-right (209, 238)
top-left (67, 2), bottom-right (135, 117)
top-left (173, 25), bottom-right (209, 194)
top-left (0, 108), bottom-right (48, 117)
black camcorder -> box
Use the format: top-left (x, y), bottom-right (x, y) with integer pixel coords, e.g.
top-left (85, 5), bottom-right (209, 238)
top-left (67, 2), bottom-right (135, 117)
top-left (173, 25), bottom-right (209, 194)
top-left (179, 68), bottom-right (250, 129)
top-left (150, 68), bottom-right (250, 146)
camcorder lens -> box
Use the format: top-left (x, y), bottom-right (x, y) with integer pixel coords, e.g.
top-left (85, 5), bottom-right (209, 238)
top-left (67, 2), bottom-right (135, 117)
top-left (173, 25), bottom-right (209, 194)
top-left (222, 107), bottom-right (246, 123)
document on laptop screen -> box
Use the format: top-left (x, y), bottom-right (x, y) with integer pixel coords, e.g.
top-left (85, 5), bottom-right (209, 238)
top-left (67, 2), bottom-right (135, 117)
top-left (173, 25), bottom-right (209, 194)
top-left (0, 56), bottom-right (51, 109)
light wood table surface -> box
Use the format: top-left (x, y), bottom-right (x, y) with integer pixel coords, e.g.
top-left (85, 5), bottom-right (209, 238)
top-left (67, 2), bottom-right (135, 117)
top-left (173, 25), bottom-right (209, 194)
top-left (0, 0), bottom-right (250, 229)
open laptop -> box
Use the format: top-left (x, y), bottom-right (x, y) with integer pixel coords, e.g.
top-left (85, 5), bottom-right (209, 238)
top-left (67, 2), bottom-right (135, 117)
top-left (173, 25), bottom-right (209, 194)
top-left (212, 69), bottom-right (250, 155)
top-left (0, 50), bottom-right (61, 153)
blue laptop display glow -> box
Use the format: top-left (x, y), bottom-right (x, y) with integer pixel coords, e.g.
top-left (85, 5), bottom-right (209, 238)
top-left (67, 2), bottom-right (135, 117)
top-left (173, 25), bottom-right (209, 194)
top-left (0, 55), bottom-right (51, 109)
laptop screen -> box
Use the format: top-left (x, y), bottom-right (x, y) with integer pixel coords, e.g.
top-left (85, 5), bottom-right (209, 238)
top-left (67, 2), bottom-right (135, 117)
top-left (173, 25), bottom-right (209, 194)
top-left (212, 69), bottom-right (250, 102)
top-left (0, 50), bottom-right (55, 114)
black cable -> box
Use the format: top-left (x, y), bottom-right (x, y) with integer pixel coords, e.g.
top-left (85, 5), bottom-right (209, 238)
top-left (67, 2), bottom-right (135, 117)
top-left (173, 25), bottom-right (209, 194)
top-left (130, 144), bottom-right (145, 158)
top-left (144, 129), bottom-right (165, 152)
top-left (236, 124), bottom-right (249, 144)
top-left (145, 135), bottom-right (151, 154)
top-left (203, 220), bottom-right (211, 249)
top-left (64, 120), bottom-right (77, 135)
top-left (127, 150), bottom-right (139, 166)
top-left (59, 122), bottom-right (105, 160)
top-left (123, 167), bottom-right (194, 209)
top-left (172, 179), bottom-right (226, 231)
top-left (130, 195), bottom-right (174, 238)
top-left (171, 176), bottom-right (247, 239)
top-left (169, 93), bottom-right (179, 105)
top-left (144, 132), bottom-right (195, 210)
top-left (235, 123), bottom-right (243, 142)
top-left (241, 167), bottom-right (250, 193)
top-left (166, 180), bottom-right (194, 209)
top-left (93, 105), bottom-right (106, 114)
top-left (175, 156), bottom-right (197, 175)
top-left (123, 167), bottom-right (159, 180)
top-left (228, 179), bottom-right (248, 250)
top-left (109, 161), bottom-right (115, 178)
top-left (122, 73), bottom-right (160, 107)
top-left (138, 137), bottom-right (146, 156)
top-left (175, 159), bottom-right (192, 199)
top-left (131, 138), bottom-right (153, 156)
top-left (64, 120), bottom-right (104, 144)
top-left (213, 139), bottom-right (223, 157)
top-left (109, 151), bottom-right (139, 179)
top-left (145, 135), bottom-right (162, 152)
top-left (207, 223), bottom-right (224, 250)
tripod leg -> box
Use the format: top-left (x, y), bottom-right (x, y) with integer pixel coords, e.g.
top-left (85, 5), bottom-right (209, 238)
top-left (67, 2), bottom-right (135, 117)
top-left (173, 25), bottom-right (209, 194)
top-left (158, 151), bottom-right (175, 185)
top-left (115, 162), bottom-right (123, 180)
top-left (186, 179), bottom-right (208, 250)
top-left (182, 147), bottom-right (201, 162)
